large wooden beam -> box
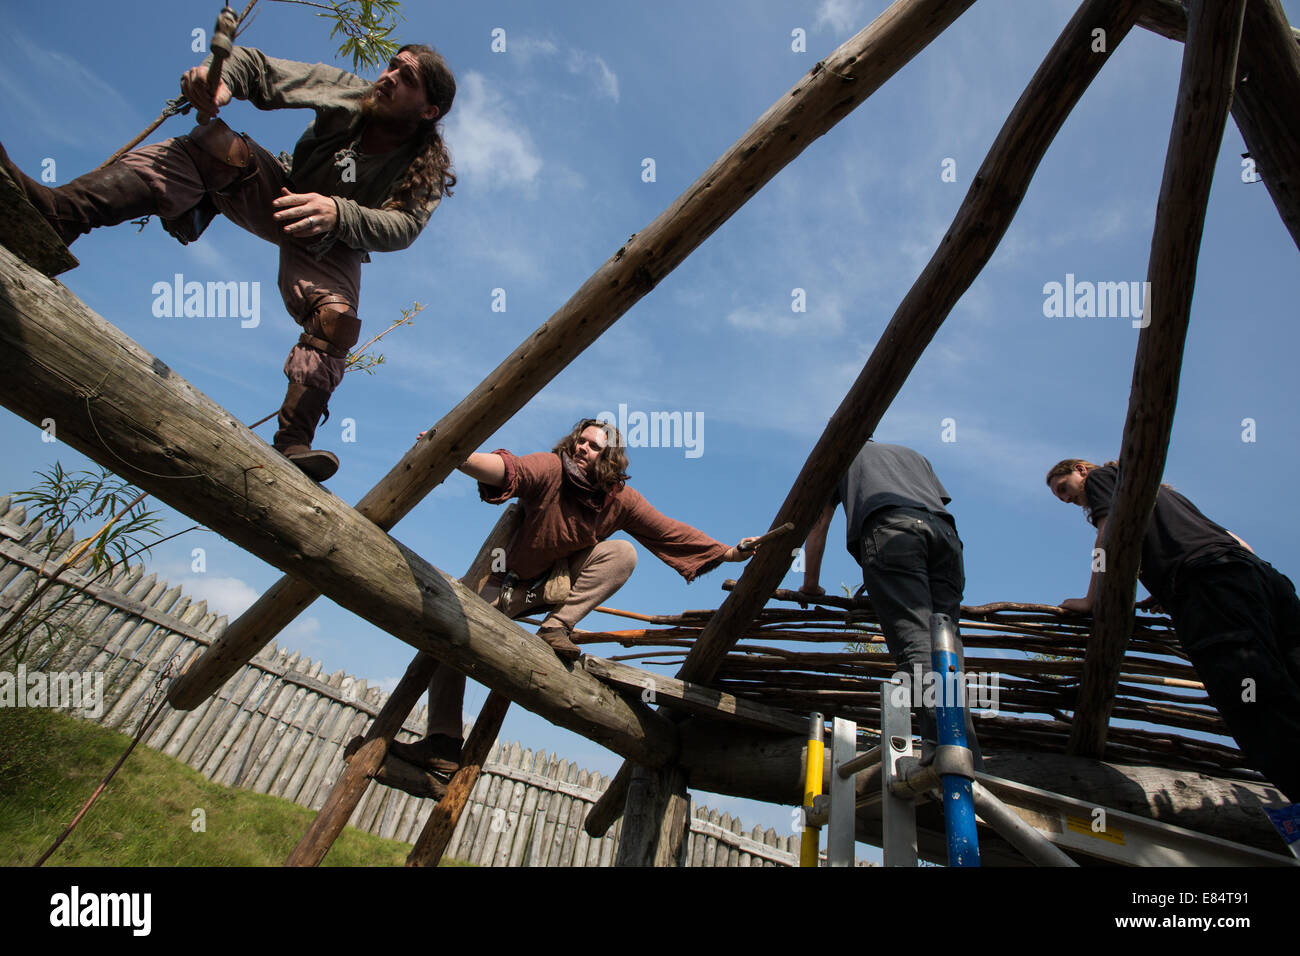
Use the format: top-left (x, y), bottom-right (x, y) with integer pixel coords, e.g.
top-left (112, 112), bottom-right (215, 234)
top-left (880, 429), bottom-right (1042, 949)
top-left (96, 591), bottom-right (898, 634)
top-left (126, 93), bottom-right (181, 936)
top-left (675, 721), bottom-right (1290, 855)
top-left (406, 690), bottom-right (512, 866)
top-left (0, 244), bottom-right (678, 767)
top-left (1140, 0), bottom-right (1300, 253)
top-left (1070, 0), bottom-right (1247, 757)
top-left (166, 0), bottom-right (981, 713)
top-left (615, 0), bottom-right (1148, 860)
top-left (1227, 0), bottom-right (1300, 252)
top-left (676, 0), bottom-right (1145, 689)
top-left (283, 505), bottom-right (520, 866)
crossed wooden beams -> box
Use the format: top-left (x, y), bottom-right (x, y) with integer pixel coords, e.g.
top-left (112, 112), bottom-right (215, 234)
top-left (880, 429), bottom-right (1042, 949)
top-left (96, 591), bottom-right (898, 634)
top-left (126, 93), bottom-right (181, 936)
top-left (1, 0), bottom-right (1296, 866)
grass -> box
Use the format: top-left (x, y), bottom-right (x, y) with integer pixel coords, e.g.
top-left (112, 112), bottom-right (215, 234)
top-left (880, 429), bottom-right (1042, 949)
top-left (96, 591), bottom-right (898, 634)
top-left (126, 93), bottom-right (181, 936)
top-left (0, 705), bottom-right (467, 866)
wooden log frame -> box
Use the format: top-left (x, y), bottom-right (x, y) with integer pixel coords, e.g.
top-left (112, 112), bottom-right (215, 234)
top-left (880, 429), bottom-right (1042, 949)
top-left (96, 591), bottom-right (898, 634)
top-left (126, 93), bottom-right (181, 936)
top-left (283, 506), bottom-right (520, 866)
top-left (406, 690), bottom-right (512, 866)
top-left (0, 244), bottom-right (681, 768)
top-left (674, 721), bottom-right (1290, 858)
top-left (1069, 0), bottom-right (1248, 758)
top-left (1140, 0), bottom-right (1300, 252)
top-left (165, 0), bottom-right (981, 713)
top-left (609, 0), bottom-right (1149, 860)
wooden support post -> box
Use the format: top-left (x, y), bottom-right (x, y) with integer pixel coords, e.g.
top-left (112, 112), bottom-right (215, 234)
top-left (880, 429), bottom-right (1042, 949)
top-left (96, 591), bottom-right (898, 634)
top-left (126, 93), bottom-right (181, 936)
top-left (284, 506), bottom-right (520, 866)
top-left (612, 0), bottom-right (1147, 855)
top-left (0, 246), bottom-right (679, 766)
top-left (1140, 0), bottom-right (1300, 254)
top-left (285, 651), bottom-right (438, 865)
top-left (584, 762), bottom-right (632, 838)
top-left (676, 0), bottom-right (1144, 688)
top-left (1220, 0), bottom-right (1300, 253)
top-left (1069, 0), bottom-right (1248, 757)
top-left (615, 764), bottom-right (690, 866)
top-left (406, 690), bottom-right (511, 866)
top-left (165, 0), bottom-right (979, 714)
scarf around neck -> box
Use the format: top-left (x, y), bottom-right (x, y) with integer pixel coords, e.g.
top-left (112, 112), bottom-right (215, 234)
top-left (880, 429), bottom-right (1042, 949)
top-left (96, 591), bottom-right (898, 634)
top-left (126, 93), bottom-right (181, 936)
top-left (560, 451), bottom-right (608, 511)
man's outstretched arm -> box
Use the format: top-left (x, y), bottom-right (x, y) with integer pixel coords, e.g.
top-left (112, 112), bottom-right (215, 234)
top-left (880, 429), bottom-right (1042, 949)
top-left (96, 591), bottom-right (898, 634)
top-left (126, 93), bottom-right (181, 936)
top-left (799, 500), bottom-right (836, 598)
top-left (457, 452), bottom-right (507, 487)
top-left (1060, 515), bottom-right (1106, 614)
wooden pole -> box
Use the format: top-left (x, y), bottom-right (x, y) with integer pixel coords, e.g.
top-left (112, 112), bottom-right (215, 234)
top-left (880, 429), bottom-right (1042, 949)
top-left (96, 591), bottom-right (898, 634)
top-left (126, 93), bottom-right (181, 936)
top-left (1139, 0), bottom-right (1300, 254)
top-left (1221, 0), bottom-right (1300, 253)
top-left (406, 690), bottom-right (511, 866)
top-left (165, 0), bottom-right (979, 714)
top-left (584, 763), bottom-right (632, 838)
top-left (284, 651), bottom-right (438, 865)
top-left (611, 0), bottom-right (1148, 856)
top-left (673, 720), bottom-right (1286, 853)
top-left (284, 506), bottom-right (520, 866)
top-left (1069, 0), bottom-right (1248, 757)
top-left (676, 0), bottom-right (1145, 688)
top-left (0, 245), bottom-right (679, 767)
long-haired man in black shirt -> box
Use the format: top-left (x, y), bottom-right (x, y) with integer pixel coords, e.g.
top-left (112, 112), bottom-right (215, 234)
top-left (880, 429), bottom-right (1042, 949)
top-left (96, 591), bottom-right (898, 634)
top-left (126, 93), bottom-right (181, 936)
top-left (1047, 458), bottom-right (1300, 802)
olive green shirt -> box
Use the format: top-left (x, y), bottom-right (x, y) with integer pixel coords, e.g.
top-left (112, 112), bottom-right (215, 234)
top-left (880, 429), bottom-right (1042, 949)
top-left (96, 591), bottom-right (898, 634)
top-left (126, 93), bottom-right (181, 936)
top-left (212, 46), bottom-right (440, 254)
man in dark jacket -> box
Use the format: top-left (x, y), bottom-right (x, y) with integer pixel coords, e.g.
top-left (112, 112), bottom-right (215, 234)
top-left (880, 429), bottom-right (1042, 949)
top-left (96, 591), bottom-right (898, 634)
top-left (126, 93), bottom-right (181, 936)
top-left (800, 439), bottom-right (983, 766)
top-left (1, 43), bottom-right (456, 481)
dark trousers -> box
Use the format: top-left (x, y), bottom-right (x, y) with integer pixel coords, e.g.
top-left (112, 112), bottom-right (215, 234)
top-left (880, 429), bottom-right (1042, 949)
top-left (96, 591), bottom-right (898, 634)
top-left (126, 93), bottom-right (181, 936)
top-left (1166, 553), bottom-right (1300, 802)
top-left (857, 507), bottom-right (983, 766)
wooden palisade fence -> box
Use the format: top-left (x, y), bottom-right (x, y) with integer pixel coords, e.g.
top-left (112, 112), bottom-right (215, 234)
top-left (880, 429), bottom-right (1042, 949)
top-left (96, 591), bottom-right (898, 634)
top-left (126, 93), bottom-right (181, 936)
top-left (0, 497), bottom-right (800, 866)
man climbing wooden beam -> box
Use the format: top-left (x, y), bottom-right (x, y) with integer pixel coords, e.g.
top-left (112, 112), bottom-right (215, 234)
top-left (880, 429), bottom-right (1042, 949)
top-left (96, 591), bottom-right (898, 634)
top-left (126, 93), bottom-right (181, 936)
top-left (387, 418), bottom-right (757, 784)
top-left (0, 39), bottom-right (457, 481)
top-left (164, 0), bottom-right (982, 717)
top-left (0, 241), bottom-right (678, 768)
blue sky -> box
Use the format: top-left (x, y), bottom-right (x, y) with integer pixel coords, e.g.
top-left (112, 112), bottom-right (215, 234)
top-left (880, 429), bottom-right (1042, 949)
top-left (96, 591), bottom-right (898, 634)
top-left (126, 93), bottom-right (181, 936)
top-left (2, 0), bottom-right (1298, 841)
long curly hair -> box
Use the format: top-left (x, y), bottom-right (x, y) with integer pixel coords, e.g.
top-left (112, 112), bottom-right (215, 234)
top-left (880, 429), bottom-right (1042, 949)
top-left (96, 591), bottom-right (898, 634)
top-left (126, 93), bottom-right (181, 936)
top-left (553, 419), bottom-right (631, 493)
top-left (382, 43), bottom-right (457, 213)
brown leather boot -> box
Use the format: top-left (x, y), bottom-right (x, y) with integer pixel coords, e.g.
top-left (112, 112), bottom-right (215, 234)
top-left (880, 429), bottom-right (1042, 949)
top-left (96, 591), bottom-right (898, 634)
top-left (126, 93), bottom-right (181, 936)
top-left (272, 382), bottom-right (340, 482)
top-left (0, 143), bottom-right (156, 246)
top-left (388, 733), bottom-right (463, 775)
top-left (537, 623), bottom-right (581, 662)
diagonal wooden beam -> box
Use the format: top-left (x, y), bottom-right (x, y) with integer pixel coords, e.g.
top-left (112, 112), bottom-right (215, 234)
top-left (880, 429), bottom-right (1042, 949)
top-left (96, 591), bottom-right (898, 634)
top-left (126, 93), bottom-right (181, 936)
top-left (1069, 0), bottom-right (1248, 757)
top-left (283, 505), bottom-right (520, 867)
top-left (616, 0), bottom-right (1149, 865)
top-left (1140, 0), bottom-right (1300, 254)
top-left (678, 0), bottom-right (1146, 688)
top-left (166, 0), bottom-right (982, 713)
top-left (0, 244), bottom-right (677, 767)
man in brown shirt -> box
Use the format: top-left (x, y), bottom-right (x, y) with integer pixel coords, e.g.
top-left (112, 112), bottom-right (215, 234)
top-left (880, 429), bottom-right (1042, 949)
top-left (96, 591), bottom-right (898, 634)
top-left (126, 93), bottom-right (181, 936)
top-left (390, 418), bottom-right (757, 778)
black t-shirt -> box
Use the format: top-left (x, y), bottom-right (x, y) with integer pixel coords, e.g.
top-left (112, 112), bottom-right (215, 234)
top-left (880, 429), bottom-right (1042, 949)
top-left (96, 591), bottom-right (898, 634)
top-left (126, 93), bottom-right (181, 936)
top-left (1084, 464), bottom-right (1238, 602)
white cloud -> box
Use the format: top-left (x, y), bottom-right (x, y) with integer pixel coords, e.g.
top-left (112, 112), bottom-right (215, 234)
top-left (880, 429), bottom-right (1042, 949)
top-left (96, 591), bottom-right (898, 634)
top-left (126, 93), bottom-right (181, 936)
top-left (814, 0), bottom-right (867, 36)
top-left (505, 35), bottom-right (620, 102)
top-left (175, 575), bottom-right (260, 617)
top-left (509, 37), bottom-right (561, 63)
top-left (0, 31), bottom-right (138, 149)
top-left (285, 615), bottom-right (322, 645)
top-left (725, 298), bottom-right (844, 337)
top-left (566, 50), bottom-right (620, 103)
top-left (445, 72), bottom-right (543, 191)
